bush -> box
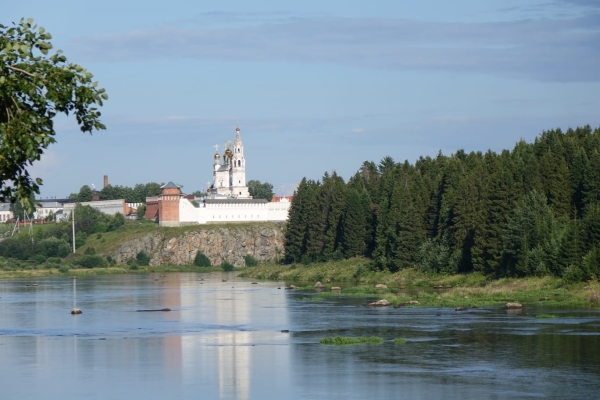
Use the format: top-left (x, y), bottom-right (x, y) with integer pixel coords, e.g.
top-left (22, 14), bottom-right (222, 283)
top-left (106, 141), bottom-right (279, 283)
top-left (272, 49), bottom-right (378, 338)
top-left (39, 237), bottom-right (71, 258)
top-left (136, 251), bottom-right (150, 266)
top-left (84, 246), bottom-right (96, 255)
top-left (194, 252), bottom-right (211, 267)
top-left (58, 266), bottom-right (69, 274)
top-left (244, 255), bottom-right (258, 267)
top-left (221, 261), bottom-right (235, 271)
top-left (29, 254), bottom-right (47, 264)
top-left (46, 257), bottom-right (61, 264)
top-left (76, 255), bottom-right (108, 269)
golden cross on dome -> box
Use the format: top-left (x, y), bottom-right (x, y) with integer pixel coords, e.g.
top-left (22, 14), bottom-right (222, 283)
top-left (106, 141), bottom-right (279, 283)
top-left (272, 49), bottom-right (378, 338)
top-left (213, 143), bottom-right (219, 152)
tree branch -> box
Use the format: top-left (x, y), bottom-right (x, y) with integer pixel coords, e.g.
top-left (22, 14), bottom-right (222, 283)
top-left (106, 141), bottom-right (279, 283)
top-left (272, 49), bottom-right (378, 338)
top-left (6, 65), bottom-right (37, 78)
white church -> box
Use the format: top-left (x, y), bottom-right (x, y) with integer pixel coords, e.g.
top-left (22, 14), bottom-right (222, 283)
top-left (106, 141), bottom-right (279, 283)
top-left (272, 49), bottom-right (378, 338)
top-left (147, 125), bottom-right (291, 226)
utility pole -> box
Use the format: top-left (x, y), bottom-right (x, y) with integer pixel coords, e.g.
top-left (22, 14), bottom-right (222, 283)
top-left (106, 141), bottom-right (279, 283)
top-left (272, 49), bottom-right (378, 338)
top-left (72, 209), bottom-right (76, 253)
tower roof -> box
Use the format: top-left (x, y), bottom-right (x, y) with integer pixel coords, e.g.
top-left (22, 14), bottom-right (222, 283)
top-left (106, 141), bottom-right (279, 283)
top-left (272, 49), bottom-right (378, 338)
top-left (161, 181), bottom-right (182, 189)
top-left (234, 125), bottom-right (242, 145)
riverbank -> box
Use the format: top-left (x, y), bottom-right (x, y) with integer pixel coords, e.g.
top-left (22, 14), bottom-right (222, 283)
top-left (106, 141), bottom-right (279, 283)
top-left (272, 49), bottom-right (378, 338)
top-left (0, 265), bottom-right (220, 279)
top-left (238, 259), bottom-right (600, 308)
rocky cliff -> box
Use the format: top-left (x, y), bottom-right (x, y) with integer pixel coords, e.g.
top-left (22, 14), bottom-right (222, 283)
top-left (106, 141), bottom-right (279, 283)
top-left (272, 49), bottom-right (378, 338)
top-left (106, 223), bottom-right (285, 267)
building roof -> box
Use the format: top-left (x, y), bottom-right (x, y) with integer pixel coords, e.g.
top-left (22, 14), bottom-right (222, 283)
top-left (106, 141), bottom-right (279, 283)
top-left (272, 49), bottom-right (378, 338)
top-left (161, 181), bottom-right (182, 189)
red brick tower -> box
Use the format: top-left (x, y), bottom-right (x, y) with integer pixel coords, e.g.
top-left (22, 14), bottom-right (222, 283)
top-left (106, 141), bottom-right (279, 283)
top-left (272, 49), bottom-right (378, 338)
top-left (159, 182), bottom-right (183, 226)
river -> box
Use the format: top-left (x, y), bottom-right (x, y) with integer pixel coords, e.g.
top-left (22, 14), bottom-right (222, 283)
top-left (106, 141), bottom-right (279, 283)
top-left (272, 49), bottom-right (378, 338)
top-left (1, 272), bottom-right (599, 399)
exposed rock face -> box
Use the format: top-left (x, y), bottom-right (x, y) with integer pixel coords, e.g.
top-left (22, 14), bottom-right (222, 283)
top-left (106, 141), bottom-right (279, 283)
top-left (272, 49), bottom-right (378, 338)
top-left (375, 284), bottom-right (387, 289)
top-left (106, 223), bottom-right (285, 267)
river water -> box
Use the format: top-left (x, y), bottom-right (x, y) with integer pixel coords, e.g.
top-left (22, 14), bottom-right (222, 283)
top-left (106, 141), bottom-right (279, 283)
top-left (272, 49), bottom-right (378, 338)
top-left (1, 272), bottom-right (599, 399)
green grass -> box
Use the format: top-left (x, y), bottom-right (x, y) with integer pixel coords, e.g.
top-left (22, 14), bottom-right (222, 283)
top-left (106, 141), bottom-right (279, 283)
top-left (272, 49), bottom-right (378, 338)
top-left (319, 336), bottom-right (383, 345)
top-left (394, 338), bottom-right (407, 344)
top-left (301, 297), bottom-right (324, 302)
top-left (536, 314), bottom-right (559, 319)
top-left (239, 259), bottom-right (600, 308)
top-left (0, 264), bottom-right (220, 279)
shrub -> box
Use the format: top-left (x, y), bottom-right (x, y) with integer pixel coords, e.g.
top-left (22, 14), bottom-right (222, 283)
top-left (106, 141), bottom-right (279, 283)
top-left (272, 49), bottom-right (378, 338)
top-left (29, 254), bottom-right (47, 264)
top-left (84, 246), bottom-right (96, 255)
top-left (96, 233), bottom-right (103, 239)
top-left (244, 255), bottom-right (258, 267)
top-left (75, 232), bottom-right (86, 248)
top-left (301, 254), bottom-right (311, 266)
top-left (58, 266), bottom-right (69, 274)
top-left (46, 257), bottom-right (61, 265)
top-left (76, 255), bottom-right (108, 269)
top-left (194, 252), bottom-right (211, 267)
top-left (39, 237), bottom-right (71, 258)
top-left (394, 338), bottom-right (407, 344)
top-left (136, 251), bottom-right (150, 266)
top-left (221, 261), bottom-right (235, 271)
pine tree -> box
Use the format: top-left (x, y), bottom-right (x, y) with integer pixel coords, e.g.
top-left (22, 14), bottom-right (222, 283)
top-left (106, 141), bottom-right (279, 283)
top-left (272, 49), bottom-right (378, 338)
top-left (340, 188), bottom-right (367, 257)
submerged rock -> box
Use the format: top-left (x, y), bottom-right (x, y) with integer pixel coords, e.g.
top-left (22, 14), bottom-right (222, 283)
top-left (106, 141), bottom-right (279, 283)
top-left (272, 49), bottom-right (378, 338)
top-left (71, 308), bottom-right (82, 315)
top-left (136, 308), bottom-right (171, 312)
top-left (455, 307), bottom-right (467, 311)
top-left (505, 302), bottom-right (523, 309)
top-left (314, 281), bottom-right (325, 288)
top-left (368, 299), bottom-right (390, 307)
top-left (375, 284), bottom-right (387, 289)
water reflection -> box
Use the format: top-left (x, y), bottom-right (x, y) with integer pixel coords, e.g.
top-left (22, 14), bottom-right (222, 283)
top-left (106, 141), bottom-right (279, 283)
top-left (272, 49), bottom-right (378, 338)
top-left (1, 274), bottom-right (599, 399)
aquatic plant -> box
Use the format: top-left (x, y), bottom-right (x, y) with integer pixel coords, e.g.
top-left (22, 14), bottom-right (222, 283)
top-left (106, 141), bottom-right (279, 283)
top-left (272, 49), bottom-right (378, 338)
top-left (319, 336), bottom-right (383, 345)
top-left (394, 338), bottom-right (407, 344)
top-left (535, 314), bottom-right (558, 319)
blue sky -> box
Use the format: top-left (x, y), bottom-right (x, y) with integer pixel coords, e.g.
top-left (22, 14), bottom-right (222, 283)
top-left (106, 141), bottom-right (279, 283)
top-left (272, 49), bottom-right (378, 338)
top-left (5, 0), bottom-right (600, 197)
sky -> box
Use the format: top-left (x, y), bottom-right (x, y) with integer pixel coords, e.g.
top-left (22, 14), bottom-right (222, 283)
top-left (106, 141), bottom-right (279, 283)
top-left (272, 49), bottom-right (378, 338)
top-left (5, 0), bottom-right (600, 197)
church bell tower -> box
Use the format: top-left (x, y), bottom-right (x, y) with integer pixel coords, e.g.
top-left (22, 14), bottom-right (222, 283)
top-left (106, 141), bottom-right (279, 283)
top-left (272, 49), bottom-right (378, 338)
top-left (231, 124), bottom-right (250, 198)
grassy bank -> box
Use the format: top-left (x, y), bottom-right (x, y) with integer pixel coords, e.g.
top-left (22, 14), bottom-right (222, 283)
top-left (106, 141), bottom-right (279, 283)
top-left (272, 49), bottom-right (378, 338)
top-left (239, 259), bottom-right (600, 308)
top-left (0, 265), bottom-right (220, 279)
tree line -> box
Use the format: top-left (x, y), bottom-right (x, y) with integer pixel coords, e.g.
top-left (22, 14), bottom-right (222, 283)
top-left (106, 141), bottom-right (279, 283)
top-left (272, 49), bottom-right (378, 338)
top-left (284, 125), bottom-right (600, 282)
top-left (70, 182), bottom-right (163, 203)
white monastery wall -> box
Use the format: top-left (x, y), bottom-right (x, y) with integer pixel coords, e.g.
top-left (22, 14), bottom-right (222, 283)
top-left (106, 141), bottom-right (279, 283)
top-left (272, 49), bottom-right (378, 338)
top-left (178, 199), bottom-right (289, 225)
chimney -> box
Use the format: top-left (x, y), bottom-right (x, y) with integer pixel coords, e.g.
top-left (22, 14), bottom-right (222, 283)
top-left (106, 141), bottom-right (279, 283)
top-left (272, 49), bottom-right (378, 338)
top-left (103, 175), bottom-right (108, 188)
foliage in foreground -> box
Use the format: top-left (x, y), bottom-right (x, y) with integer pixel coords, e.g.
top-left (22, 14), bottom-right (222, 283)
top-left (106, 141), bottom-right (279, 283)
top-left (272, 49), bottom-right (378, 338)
top-left (0, 19), bottom-right (107, 211)
top-left (320, 336), bottom-right (383, 345)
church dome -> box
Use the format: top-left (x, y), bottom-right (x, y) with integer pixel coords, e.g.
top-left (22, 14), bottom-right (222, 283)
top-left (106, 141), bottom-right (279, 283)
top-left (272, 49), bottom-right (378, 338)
top-left (214, 153), bottom-right (220, 159)
top-left (225, 149), bottom-right (233, 158)
top-left (236, 126), bottom-right (240, 132)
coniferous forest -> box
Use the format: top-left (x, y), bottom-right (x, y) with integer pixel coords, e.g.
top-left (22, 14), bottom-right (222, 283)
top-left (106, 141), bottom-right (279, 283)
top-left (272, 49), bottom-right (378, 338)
top-left (283, 125), bottom-right (600, 282)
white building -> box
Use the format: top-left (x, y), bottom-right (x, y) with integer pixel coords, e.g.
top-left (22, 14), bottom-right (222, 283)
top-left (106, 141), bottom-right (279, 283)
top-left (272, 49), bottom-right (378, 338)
top-left (211, 125), bottom-right (251, 198)
top-left (0, 203), bottom-right (12, 223)
top-left (149, 125), bottom-right (291, 226)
